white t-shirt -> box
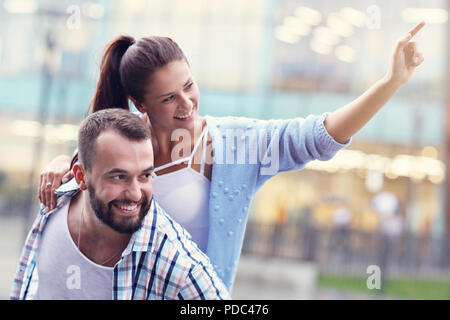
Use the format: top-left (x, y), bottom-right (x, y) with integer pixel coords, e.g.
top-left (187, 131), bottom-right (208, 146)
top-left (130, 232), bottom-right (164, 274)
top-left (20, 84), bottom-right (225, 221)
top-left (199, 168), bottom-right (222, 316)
top-left (34, 200), bottom-right (113, 300)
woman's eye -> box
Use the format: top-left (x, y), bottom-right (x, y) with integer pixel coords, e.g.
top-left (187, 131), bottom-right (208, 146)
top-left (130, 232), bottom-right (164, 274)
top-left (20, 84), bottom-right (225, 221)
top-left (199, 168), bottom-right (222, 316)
top-left (162, 95), bottom-right (174, 103)
top-left (186, 82), bottom-right (193, 90)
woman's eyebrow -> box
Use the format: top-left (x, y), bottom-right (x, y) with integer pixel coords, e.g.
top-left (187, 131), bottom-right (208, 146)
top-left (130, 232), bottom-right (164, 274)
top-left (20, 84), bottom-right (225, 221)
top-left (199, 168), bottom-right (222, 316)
top-left (157, 78), bottom-right (192, 99)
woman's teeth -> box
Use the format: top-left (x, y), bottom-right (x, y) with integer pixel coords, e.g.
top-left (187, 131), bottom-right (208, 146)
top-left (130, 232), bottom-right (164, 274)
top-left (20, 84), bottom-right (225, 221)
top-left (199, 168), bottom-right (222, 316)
top-left (174, 109), bottom-right (193, 119)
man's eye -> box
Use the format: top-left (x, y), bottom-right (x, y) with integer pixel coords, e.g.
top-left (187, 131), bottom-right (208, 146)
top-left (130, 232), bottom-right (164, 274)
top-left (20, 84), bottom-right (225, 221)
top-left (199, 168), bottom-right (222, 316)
top-left (185, 82), bottom-right (193, 90)
top-left (142, 173), bottom-right (151, 179)
top-left (112, 175), bottom-right (125, 180)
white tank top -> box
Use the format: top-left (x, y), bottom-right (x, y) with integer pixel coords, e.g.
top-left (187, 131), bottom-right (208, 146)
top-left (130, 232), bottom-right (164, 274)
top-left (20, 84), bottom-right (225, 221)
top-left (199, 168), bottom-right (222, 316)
top-left (152, 127), bottom-right (210, 252)
top-left (35, 200), bottom-right (113, 300)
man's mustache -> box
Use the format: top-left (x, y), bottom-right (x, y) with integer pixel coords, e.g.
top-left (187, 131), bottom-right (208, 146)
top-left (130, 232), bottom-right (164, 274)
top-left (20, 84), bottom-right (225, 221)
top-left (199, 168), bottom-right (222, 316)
top-left (109, 196), bottom-right (148, 207)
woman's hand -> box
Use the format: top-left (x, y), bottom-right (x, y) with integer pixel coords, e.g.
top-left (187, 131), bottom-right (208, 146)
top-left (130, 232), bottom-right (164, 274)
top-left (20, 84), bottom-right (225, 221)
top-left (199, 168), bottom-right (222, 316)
top-left (324, 22), bottom-right (426, 144)
top-left (385, 22), bottom-right (425, 86)
top-left (38, 155), bottom-right (73, 211)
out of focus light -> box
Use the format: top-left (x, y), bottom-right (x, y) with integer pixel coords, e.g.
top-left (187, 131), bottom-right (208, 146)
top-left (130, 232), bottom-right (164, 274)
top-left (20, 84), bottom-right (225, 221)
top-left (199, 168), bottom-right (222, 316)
top-left (390, 155), bottom-right (413, 177)
top-left (11, 120), bottom-right (78, 143)
top-left (11, 120), bottom-right (41, 137)
top-left (3, 0), bottom-right (37, 14)
top-left (323, 163), bottom-right (338, 173)
top-left (429, 174), bottom-right (445, 184)
top-left (339, 7), bottom-right (366, 27)
top-left (310, 39), bottom-right (331, 55)
top-left (365, 170), bottom-right (384, 193)
top-left (313, 27), bottom-right (341, 46)
top-left (61, 29), bottom-right (91, 52)
top-left (410, 169), bottom-right (426, 181)
top-left (274, 26), bottom-right (300, 44)
top-left (420, 157), bottom-right (445, 182)
top-left (282, 17), bottom-right (311, 36)
top-left (335, 45), bottom-right (356, 63)
top-left (122, 0), bottom-right (147, 13)
top-left (327, 13), bottom-right (354, 37)
top-left (82, 2), bottom-right (105, 19)
top-left (366, 154), bottom-right (389, 172)
top-left (339, 150), bottom-right (365, 169)
top-left (402, 8), bottom-right (448, 24)
top-left (294, 6), bottom-right (322, 26)
top-left (385, 170), bottom-right (399, 180)
top-left (305, 150), bottom-right (445, 183)
top-left (45, 124), bottom-right (78, 144)
top-left (421, 146), bottom-right (439, 158)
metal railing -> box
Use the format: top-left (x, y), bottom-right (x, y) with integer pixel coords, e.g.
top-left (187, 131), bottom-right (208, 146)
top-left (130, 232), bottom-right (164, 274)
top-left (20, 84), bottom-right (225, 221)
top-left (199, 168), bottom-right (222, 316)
top-left (242, 220), bottom-right (450, 280)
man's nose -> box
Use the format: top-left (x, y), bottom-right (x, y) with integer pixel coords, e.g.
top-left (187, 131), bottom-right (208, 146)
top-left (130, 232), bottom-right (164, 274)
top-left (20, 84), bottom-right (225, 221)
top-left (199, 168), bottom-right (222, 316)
top-left (126, 179), bottom-right (142, 202)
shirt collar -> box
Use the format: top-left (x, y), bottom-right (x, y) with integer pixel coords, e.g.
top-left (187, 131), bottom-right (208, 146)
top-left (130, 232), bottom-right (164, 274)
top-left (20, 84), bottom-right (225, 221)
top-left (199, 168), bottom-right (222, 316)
top-left (55, 178), bottom-right (79, 194)
top-left (127, 199), bottom-right (158, 254)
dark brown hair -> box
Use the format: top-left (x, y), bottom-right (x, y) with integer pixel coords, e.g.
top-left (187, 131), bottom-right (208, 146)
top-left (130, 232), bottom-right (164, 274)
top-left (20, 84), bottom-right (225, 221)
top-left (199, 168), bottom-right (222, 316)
top-left (78, 108), bottom-right (151, 172)
top-left (89, 35), bottom-right (187, 113)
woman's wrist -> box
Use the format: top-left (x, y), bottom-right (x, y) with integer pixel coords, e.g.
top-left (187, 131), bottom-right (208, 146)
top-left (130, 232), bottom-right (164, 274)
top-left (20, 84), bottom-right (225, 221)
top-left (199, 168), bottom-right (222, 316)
top-left (381, 73), bottom-right (404, 91)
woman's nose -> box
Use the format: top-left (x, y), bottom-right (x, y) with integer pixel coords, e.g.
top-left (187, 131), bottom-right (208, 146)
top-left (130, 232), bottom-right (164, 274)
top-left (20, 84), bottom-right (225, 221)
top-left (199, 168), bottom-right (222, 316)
top-left (178, 92), bottom-right (193, 109)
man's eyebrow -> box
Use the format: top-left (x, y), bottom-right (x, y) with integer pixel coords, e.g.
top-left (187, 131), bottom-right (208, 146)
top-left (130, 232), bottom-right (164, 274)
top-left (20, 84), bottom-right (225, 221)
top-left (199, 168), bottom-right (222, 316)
top-left (105, 168), bottom-right (127, 175)
top-left (142, 166), bottom-right (154, 172)
top-left (105, 166), bottom-right (154, 175)
top-left (157, 78), bottom-right (192, 99)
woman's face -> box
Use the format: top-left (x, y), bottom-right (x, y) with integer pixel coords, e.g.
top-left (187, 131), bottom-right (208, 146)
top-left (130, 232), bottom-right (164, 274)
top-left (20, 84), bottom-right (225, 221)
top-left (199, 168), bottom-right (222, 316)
top-left (140, 59), bottom-right (200, 132)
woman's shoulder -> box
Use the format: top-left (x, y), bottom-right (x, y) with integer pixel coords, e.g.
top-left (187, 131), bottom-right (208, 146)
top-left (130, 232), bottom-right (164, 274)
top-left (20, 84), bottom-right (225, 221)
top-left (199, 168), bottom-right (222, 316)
top-left (204, 115), bottom-right (267, 132)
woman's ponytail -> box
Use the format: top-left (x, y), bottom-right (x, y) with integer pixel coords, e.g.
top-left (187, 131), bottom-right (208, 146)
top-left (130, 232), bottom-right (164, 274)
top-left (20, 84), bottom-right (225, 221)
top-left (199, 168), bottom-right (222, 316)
top-left (89, 35), bottom-right (135, 113)
top-left (88, 35), bottom-right (187, 114)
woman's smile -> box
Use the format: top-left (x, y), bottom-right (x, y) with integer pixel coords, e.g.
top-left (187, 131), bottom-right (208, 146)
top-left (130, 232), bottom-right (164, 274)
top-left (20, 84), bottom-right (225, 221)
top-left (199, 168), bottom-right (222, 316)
top-left (174, 108), bottom-right (194, 121)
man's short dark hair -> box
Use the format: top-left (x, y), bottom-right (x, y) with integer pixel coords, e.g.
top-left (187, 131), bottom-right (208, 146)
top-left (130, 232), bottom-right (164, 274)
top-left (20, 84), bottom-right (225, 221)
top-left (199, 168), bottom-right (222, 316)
top-left (78, 109), bottom-right (151, 172)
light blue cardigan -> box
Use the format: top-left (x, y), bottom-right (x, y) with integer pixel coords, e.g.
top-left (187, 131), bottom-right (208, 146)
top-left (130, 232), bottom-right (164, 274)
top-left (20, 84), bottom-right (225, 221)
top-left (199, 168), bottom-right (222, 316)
top-left (203, 113), bottom-right (351, 291)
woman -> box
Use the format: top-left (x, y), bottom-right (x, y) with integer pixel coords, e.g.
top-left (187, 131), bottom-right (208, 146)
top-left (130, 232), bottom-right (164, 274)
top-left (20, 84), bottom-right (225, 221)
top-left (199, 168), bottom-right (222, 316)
top-left (39, 22), bottom-right (425, 290)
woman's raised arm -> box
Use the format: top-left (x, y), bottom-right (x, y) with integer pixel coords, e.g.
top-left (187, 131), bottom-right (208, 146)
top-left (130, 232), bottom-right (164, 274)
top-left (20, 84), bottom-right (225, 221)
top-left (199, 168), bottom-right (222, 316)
top-left (324, 22), bottom-right (425, 144)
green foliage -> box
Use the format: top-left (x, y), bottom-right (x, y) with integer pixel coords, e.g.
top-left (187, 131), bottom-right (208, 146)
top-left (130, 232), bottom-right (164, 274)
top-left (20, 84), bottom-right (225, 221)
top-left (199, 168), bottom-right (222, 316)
top-left (318, 273), bottom-right (450, 300)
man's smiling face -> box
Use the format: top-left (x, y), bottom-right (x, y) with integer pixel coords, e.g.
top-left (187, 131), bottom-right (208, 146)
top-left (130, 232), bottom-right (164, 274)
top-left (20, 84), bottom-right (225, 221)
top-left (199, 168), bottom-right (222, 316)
top-left (85, 129), bottom-right (154, 234)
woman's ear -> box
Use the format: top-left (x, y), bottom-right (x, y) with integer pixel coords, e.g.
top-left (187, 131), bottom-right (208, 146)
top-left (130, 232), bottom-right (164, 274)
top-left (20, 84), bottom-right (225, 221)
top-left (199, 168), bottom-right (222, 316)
top-left (130, 97), bottom-right (145, 114)
top-left (73, 163), bottom-right (88, 191)
top-left (141, 112), bottom-right (150, 125)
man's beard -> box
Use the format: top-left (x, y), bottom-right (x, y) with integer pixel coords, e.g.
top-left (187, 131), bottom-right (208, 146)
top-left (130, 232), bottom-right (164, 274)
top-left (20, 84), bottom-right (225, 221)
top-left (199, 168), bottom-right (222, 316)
top-left (87, 184), bottom-right (151, 234)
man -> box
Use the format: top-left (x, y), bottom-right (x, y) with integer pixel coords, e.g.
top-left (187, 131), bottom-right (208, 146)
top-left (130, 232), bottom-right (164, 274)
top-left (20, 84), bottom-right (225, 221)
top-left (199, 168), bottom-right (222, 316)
top-left (11, 109), bottom-right (229, 300)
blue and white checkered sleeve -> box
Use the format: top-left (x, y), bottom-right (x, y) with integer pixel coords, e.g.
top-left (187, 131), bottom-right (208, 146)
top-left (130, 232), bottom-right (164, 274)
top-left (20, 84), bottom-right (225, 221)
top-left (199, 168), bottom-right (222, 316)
top-left (177, 264), bottom-right (231, 300)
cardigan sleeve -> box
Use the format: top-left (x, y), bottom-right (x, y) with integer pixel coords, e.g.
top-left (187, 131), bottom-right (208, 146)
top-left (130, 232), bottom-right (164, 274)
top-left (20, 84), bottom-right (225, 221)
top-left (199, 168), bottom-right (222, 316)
top-left (254, 113), bottom-right (351, 188)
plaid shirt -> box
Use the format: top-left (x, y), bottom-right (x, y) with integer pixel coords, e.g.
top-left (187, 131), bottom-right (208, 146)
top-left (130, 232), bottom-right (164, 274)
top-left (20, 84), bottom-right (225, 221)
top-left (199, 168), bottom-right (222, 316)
top-left (10, 180), bottom-right (230, 300)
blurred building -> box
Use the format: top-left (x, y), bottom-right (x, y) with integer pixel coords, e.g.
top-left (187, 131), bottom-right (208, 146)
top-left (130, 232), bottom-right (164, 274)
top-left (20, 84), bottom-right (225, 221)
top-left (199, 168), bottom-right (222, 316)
top-left (0, 0), bottom-right (448, 241)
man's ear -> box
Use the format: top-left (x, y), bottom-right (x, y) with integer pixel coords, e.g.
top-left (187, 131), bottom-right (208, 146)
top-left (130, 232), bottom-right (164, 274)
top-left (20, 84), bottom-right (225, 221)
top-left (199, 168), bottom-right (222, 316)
top-left (73, 163), bottom-right (88, 191)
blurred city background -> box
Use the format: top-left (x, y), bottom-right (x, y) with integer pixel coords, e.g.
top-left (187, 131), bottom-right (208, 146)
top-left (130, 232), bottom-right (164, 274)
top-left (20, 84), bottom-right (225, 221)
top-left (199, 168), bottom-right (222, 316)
top-left (0, 0), bottom-right (449, 299)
